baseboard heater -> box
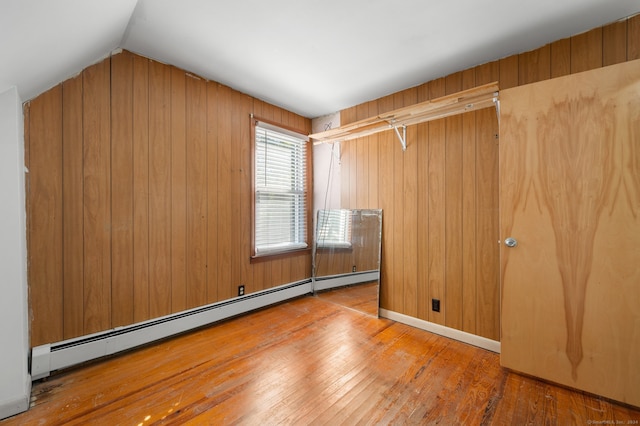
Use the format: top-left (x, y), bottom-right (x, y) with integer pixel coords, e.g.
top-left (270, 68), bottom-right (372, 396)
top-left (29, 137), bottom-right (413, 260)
top-left (313, 270), bottom-right (379, 292)
top-left (31, 279), bottom-right (313, 380)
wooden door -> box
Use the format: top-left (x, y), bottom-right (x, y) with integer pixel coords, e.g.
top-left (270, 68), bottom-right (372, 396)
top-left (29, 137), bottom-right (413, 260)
top-left (500, 59), bottom-right (640, 407)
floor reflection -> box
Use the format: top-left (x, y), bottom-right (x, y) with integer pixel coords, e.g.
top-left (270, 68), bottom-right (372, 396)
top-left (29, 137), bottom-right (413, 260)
top-left (315, 281), bottom-right (378, 317)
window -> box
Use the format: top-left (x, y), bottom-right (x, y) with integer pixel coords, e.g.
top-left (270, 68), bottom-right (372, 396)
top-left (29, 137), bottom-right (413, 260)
top-left (316, 209), bottom-right (352, 249)
top-left (253, 119), bottom-right (309, 257)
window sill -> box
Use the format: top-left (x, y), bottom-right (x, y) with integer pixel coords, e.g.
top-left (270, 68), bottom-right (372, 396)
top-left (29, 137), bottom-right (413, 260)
top-left (250, 247), bottom-right (311, 263)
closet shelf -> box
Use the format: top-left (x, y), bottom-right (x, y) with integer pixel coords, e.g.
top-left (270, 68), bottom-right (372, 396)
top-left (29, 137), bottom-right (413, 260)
top-left (309, 82), bottom-right (499, 149)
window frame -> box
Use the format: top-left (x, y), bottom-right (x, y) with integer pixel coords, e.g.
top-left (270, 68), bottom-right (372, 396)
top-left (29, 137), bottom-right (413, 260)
top-left (250, 115), bottom-right (312, 261)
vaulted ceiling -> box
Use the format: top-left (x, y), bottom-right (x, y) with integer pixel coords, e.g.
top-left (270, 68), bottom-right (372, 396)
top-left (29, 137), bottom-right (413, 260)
top-left (2, 0), bottom-right (638, 118)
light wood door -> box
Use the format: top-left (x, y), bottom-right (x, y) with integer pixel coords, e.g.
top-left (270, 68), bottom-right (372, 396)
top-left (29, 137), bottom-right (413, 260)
top-left (500, 59), bottom-right (640, 407)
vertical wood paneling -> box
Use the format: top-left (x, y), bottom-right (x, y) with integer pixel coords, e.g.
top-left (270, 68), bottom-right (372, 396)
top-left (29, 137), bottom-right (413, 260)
top-left (475, 107), bottom-right (499, 340)
top-left (461, 109), bottom-right (477, 334)
top-left (206, 83), bottom-right (219, 301)
top-left (28, 87), bottom-right (63, 346)
top-left (238, 94), bottom-right (254, 292)
top-left (519, 45), bottom-right (551, 85)
top-left (390, 92), bottom-right (405, 312)
top-left (402, 86), bottom-right (419, 316)
top-left (550, 38), bottom-right (571, 78)
top-left (334, 15), bottom-right (635, 344)
top-left (461, 69), bottom-right (475, 91)
top-left (499, 56), bottom-right (519, 90)
top-left (62, 76), bottom-right (84, 339)
top-left (416, 121), bottom-right (430, 321)
top-left (444, 114), bottom-right (463, 330)
top-left (571, 28), bottom-right (603, 73)
top-left (402, 124), bottom-right (418, 316)
top-left (416, 83), bottom-right (430, 321)
top-left (111, 52), bottom-right (134, 327)
top-left (132, 55), bottom-right (150, 322)
top-left (356, 103), bottom-right (369, 209)
top-left (82, 59), bottom-right (112, 334)
top-left (148, 60), bottom-right (172, 318)
top-left (340, 106), bottom-right (357, 126)
top-left (366, 100), bottom-right (379, 210)
top-left (445, 72), bottom-right (462, 94)
top-left (216, 85), bottom-right (234, 301)
top-left (340, 107), bottom-right (356, 209)
top-left (170, 66), bottom-right (187, 312)
top-left (475, 61), bottom-right (499, 86)
top-left (27, 15), bottom-right (634, 346)
top-left (230, 90), bottom-right (245, 290)
top-left (444, 74), bottom-right (463, 329)
top-left (291, 253), bottom-right (311, 284)
top-left (339, 140), bottom-right (351, 208)
top-left (629, 14), bottom-right (640, 60)
top-left (603, 20), bottom-right (628, 66)
top-left (427, 78), bottom-right (446, 325)
top-left (461, 69), bottom-right (477, 334)
top-left (186, 75), bottom-right (208, 308)
top-left (349, 135), bottom-right (358, 209)
top-left (377, 95), bottom-right (395, 310)
top-left (27, 51), bottom-right (311, 346)
top-left (475, 60), bottom-right (499, 339)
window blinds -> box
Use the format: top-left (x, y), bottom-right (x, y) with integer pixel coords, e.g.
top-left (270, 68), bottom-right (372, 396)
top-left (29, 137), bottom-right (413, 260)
top-left (254, 122), bottom-right (308, 255)
top-left (316, 209), bottom-right (352, 249)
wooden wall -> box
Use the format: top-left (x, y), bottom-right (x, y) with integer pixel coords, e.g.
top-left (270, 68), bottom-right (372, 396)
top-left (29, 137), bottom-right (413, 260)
top-left (25, 50), bottom-right (311, 347)
top-left (338, 14), bottom-right (640, 341)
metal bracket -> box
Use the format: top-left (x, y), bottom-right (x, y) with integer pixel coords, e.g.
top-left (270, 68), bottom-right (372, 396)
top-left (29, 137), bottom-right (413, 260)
top-left (391, 124), bottom-right (407, 151)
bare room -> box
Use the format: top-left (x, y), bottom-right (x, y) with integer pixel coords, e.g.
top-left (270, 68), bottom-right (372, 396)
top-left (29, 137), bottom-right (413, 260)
top-left (1, 0), bottom-right (639, 423)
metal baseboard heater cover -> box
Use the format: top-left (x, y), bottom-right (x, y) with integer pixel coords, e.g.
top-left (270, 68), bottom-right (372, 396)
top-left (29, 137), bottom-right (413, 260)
top-left (31, 279), bottom-right (313, 380)
top-left (312, 270), bottom-right (379, 292)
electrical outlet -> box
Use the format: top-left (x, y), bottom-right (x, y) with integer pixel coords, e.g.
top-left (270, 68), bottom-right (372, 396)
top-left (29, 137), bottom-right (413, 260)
top-left (238, 285), bottom-right (245, 297)
top-left (432, 298), bottom-right (440, 312)
top-left (352, 265), bottom-right (356, 272)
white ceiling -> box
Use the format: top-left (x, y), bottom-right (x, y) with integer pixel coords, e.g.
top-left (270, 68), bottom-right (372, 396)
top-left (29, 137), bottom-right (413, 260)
top-left (2, 0), bottom-right (639, 118)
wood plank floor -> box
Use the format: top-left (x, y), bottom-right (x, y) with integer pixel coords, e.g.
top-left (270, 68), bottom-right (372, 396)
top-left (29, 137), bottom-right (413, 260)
top-left (3, 295), bottom-right (639, 425)
top-left (315, 282), bottom-right (379, 316)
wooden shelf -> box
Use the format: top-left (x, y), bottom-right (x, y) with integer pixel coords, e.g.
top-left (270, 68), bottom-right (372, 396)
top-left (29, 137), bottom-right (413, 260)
top-left (309, 82), bottom-right (499, 147)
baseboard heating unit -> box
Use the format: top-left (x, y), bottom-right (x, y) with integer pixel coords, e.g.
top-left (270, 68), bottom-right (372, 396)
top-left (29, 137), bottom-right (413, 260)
top-left (31, 279), bottom-right (313, 380)
top-left (313, 270), bottom-right (379, 292)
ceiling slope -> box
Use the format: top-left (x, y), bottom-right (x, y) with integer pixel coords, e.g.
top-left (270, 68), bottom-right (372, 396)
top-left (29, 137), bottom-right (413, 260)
top-left (0, 0), bottom-right (138, 101)
top-left (1, 0), bottom-right (639, 117)
top-left (121, 0), bottom-right (640, 117)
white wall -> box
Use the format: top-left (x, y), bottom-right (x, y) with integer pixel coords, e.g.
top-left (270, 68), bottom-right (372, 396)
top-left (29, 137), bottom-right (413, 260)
top-left (0, 86), bottom-right (31, 419)
top-left (311, 112), bottom-right (342, 217)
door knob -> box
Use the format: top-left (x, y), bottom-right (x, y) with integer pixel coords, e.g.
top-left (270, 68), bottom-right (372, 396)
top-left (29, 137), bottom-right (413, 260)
top-left (504, 237), bottom-right (518, 248)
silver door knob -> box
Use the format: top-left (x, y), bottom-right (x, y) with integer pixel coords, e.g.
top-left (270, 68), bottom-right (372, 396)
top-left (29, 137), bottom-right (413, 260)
top-left (504, 237), bottom-right (518, 248)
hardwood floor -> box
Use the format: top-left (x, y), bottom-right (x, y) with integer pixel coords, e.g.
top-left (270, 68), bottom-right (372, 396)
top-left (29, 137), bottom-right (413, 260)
top-left (3, 295), bottom-right (639, 425)
top-left (315, 282), bottom-right (379, 316)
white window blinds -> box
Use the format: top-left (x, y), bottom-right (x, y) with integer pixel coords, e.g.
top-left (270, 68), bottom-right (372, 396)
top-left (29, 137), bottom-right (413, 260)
top-left (316, 209), bottom-right (352, 249)
top-left (254, 121), bottom-right (308, 255)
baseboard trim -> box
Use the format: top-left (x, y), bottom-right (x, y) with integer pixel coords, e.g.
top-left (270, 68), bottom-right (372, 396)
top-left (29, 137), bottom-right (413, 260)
top-left (379, 309), bottom-right (501, 353)
top-left (313, 270), bottom-right (379, 292)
